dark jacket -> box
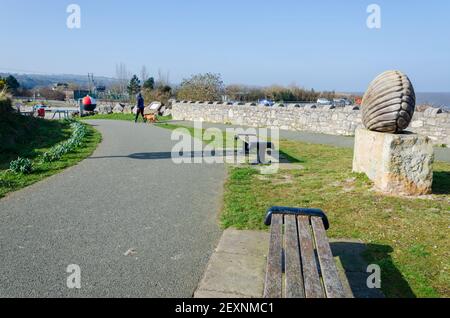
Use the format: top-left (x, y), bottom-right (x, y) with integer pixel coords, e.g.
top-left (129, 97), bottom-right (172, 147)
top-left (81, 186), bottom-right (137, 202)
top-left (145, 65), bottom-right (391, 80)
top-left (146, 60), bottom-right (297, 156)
top-left (136, 93), bottom-right (145, 109)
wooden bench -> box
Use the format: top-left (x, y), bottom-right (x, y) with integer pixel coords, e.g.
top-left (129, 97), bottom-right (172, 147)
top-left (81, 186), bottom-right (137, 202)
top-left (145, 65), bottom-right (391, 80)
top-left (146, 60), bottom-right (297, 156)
top-left (264, 206), bottom-right (348, 298)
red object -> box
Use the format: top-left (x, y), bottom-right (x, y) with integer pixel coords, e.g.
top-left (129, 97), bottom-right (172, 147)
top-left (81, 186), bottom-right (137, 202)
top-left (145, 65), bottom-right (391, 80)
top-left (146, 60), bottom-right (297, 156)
top-left (82, 96), bottom-right (92, 105)
top-left (82, 95), bottom-right (97, 111)
top-left (37, 108), bottom-right (45, 117)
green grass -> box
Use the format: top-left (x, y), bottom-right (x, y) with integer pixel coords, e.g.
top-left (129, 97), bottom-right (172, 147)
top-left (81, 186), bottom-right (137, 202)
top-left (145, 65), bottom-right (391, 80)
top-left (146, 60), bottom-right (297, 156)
top-left (81, 113), bottom-right (173, 122)
top-left (156, 114), bottom-right (173, 122)
top-left (154, 122), bottom-right (190, 132)
top-left (0, 121), bottom-right (101, 198)
top-left (155, 122), bottom-right (235, 148)
top-left (81, 113), bottom-right (136, 121)
top-left (0, 115), bottom-right (71, 168)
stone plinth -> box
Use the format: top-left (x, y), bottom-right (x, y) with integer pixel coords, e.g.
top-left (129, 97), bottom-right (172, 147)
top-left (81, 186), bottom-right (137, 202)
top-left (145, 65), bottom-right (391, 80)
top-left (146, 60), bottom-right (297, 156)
top-left (353, 128), bottom-right (434, 196)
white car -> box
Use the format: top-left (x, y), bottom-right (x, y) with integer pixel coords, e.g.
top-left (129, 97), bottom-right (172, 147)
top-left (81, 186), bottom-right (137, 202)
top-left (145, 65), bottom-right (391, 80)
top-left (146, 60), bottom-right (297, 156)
top-left (316, 98), bottom-right (331, 106)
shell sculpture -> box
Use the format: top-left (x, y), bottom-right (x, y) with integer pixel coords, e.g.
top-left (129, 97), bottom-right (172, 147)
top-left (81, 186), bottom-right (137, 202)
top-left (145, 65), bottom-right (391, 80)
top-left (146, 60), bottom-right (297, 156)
top-left (362, 70), bottom-right (416, 133)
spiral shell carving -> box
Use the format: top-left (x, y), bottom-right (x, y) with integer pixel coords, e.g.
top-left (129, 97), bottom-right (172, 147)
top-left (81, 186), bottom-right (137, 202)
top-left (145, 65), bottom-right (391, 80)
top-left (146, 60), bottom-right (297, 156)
top-left (362, 70), bottom-right (416, 133)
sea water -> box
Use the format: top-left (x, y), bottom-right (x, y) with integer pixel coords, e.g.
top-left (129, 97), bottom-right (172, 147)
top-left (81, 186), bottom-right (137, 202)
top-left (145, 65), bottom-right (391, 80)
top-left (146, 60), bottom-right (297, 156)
top-left (416, 92), bottom-right (450, 110)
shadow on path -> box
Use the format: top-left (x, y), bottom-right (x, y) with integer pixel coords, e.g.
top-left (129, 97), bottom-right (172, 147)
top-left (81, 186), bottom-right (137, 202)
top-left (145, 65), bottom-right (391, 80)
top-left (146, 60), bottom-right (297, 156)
top-left (88, 150), bottom-right (240, 161)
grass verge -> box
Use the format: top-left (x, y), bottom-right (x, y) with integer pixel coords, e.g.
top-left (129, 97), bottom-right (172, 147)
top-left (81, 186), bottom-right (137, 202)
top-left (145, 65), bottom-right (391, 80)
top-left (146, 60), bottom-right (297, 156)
top-left (0, 122), bottom-right (101, 199)
top-left (82, 113), bottom-right (135, 121)
top-left (1, 116), bottom-right (71, 168)
top-left (81, 113), bottom-right (172, 122)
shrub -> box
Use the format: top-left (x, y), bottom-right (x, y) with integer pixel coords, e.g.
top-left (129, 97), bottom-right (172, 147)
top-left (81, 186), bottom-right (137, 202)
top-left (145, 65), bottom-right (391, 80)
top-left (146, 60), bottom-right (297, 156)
top-left (0, 89), bottom-right (13, 114)
top-left (177, 73), bottom-right (224, 101)
top-left (38, 87), bottom-right (66, 101)
top-left (143, 87), bottom-right (172, 106)
top-left (42, 149), bottom-right (62, 163)
top-left (10, 157), bottom-right (33, 174)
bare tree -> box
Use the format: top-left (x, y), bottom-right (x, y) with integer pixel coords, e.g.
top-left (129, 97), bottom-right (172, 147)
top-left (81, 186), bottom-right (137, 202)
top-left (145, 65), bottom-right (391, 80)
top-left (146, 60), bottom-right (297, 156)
top-left (177, 73), bottom-right (224, 101)
top-left (157, 69), bottom-right (170, 88)
top-left (140, 66), bottom-right (149, 83)
top-left (115, 63), bottom-right (130, 94)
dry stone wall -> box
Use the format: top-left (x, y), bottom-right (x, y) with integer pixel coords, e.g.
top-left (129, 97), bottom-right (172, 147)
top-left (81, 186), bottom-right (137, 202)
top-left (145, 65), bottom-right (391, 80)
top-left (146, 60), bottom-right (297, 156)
top-left (172, 102), bottom-right (450, 147)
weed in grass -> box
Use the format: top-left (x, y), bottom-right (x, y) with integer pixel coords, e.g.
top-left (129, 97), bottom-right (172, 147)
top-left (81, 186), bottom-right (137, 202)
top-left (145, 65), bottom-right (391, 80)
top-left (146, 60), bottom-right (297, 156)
top-left (9, 157), bottom-right (33, 174)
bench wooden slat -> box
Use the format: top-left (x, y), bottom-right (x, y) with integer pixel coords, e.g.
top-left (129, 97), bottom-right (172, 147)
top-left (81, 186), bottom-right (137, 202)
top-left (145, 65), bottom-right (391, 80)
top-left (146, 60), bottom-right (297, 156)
top-left (263, 214), bottom-right (283, 298)
top-left (297, 216), bottom-right (324, 298)
top-left (311, 217), bottom-right (347, 298)
top-left (284, 215), bottom-right (305, 298)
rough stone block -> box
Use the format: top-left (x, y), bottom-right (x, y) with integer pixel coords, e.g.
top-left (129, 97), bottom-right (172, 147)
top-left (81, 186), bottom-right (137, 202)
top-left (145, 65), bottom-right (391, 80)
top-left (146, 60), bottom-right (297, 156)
top-left (112, 104), bottom-right (124, 113)
top-left (411, 120), bottom-right (424, 128)
top-left (353, 128), bottom-right (434, 195)
top-left (122, 105), bottom-right (133, 114)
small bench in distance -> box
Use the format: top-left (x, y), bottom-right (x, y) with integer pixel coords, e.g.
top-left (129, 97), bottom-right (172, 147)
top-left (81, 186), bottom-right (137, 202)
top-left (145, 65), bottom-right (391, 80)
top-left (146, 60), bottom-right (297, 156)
top-left (234, 133), bottom-right (274, 164)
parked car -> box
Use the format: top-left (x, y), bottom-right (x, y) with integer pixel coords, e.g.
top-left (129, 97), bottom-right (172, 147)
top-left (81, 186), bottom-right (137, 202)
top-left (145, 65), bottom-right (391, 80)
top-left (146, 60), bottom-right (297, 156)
top-left (259, 99), bottom-right (274, 107)
top-left (333, 99), bottom-right (347, 107)
top-left (316, 98), bottom-right (332, 106)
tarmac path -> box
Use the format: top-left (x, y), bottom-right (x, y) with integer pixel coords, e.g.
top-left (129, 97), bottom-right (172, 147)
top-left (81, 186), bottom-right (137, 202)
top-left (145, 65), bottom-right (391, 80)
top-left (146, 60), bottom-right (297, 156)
top-left (0, 120), bottom-right (225, 297)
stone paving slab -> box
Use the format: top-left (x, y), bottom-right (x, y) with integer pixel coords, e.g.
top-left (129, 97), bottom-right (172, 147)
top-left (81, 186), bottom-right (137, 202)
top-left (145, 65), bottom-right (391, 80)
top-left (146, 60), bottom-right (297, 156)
top-left (194, 290), bottom-right (249, 298)
top-left (196, 229), bottom-right (385, 298)
top-left (194, 229), bottom-right (269, 298)
top-left (215, 228), bottom-right (269, 257)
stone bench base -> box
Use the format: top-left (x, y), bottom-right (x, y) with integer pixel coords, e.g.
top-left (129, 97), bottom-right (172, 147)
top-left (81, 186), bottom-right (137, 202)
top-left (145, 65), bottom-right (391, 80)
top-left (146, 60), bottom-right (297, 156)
top-left (353, 128), bottom-right (434, 196)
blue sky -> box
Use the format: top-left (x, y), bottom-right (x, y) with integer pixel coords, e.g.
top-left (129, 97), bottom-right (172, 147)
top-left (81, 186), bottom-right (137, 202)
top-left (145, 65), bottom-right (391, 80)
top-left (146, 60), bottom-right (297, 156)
top-left (0, 0), bottom-right (449, 91)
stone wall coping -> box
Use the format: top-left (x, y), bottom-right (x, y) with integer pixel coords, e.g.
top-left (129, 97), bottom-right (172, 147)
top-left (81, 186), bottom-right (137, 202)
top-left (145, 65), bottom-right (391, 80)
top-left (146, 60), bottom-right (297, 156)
top-left (173, 102), bottom-right (449, 119)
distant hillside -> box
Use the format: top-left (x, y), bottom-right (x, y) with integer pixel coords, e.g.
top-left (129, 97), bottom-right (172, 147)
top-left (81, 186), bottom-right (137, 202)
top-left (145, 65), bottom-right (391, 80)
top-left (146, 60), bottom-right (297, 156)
top-left (0, 73), bottom-right (118, 89)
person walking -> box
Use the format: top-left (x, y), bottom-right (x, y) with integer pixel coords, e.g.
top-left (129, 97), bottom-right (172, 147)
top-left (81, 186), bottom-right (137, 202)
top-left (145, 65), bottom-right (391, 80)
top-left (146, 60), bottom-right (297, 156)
top-left (135, 92), bottom-right (146, 123)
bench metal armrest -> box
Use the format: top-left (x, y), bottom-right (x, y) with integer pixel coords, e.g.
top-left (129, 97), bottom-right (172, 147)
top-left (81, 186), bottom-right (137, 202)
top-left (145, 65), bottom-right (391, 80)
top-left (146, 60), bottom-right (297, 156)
top-left (264, 206), bottom-right (330, 230)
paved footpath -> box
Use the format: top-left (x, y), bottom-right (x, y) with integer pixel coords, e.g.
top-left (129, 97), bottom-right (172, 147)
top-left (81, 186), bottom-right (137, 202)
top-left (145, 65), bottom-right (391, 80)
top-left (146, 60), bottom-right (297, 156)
top-left (174, 121), bottom-right (450, 162)
top-left (0, 120), bottom-right (225, 297)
